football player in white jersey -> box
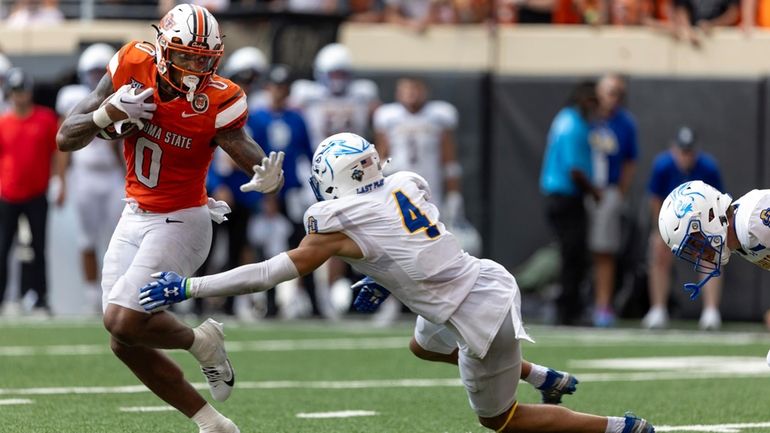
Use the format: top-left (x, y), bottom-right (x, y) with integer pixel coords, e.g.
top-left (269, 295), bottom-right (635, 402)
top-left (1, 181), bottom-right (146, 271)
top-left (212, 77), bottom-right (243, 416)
top-left (56, 43), bottom-right (125, 315)
top-left (290, 43), bottom-right (381, 316)
top-left (220, 46), bottom-right (270, 110)
top-left (290, 43), bottom-right (380, 149)
top-left (373, 77), bottom-right (478, 252)
top-left (658, 180), bottom-right (770, 324)
top-left (141, 133), bottom-right (654, 433)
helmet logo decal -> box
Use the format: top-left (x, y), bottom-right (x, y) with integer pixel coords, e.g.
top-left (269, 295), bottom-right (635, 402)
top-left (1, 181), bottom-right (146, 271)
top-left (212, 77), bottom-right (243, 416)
top-left (307, 216), bottom-right (318, 234)
top-left (351, 168), bottom-right (364, 182)
top-left (760, 208), bottom-right (770, 227)
top-left (671, 182), bottom-right (705, 218)
top-left (192, 93), bottom-right (209, 113)
top-left (160, 13), bottom-right (175, 30)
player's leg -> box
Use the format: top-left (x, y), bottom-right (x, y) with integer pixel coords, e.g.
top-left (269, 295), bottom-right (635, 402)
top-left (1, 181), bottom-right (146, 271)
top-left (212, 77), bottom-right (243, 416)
top-left (463, 317), bottom-right (652, 433)
top-left (0, 199), bottom-right (20, 310)
top-left (643, 233), bottom-right (671, 329)
top-left (75, 180), bottom-right (105, 314)
top-left (699, 275), bottom-right (722, 330)
top-left (410, 316), bottom-right (577, 404)
top-left (23, 195), bottom-right (49, 311)
top-left (588, 188), bottom-right (618, 327)
top-left (101, 207), bottom-right (237, 431)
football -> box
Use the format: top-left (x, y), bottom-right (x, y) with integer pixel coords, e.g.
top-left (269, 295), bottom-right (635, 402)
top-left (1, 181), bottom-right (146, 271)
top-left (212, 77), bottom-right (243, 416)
top-left (96, 119), bottom-right (139, 140)
top-left (95, 92), bottom-right (143, 140)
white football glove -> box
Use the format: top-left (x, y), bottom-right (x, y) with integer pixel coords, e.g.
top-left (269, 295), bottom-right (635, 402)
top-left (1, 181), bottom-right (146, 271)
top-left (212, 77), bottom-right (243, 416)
top-left (240, 151), bottom-right (285, 194)
top-left (106, 84), bottom-right (156, 128)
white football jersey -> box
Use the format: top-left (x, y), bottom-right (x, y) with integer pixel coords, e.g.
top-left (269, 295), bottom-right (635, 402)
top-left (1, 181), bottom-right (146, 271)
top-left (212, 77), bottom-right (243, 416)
top-left (56, 84), bottom-right (122, 171)
top-left (303, 171), bottom-right (525, 356)
top-left (374, 101), bottom-right (458, 201)
top-left (732, 189), bottom-right (770, 270)
top-left (290, 79), bottom-right (379, 148)
top-left (304, 171), bottom-right (480, 324)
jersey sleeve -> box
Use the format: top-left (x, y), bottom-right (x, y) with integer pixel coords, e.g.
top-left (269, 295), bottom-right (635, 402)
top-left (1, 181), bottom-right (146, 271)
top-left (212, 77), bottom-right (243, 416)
top-left (303, 201), bottom-right (344, 235)
top-left (427, 101), bottom-right (458, 130)
top-left (745, 194), bottom-right (770, 246)
top-left (108, 40), bottom-right (155, 90)
top-left (215, 87), bottom-right (248, 131)
top-left (349, 79), bottom-right (380, 103)
top-left (647, 154), bottom-right (668, 198)
top-left (373, 103), bottom-right (397, 132)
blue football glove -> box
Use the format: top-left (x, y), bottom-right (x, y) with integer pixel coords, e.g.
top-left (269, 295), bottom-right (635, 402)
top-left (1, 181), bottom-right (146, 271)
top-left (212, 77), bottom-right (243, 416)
top-left (139, 271), bottom-right (189, 312)
top-left (352, 276), bottom-right (390, 313)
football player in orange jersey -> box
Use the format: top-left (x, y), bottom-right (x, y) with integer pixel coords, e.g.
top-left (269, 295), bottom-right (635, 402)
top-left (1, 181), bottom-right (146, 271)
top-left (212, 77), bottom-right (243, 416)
top-left (55, 4), bottom-right (283, 433)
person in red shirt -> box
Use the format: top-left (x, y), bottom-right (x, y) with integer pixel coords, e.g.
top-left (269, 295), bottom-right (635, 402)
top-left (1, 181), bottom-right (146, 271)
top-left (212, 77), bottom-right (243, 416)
top-left (56, 4), bottom-right (283, 433)
top-left (0, 67), bottom-right (65, 317)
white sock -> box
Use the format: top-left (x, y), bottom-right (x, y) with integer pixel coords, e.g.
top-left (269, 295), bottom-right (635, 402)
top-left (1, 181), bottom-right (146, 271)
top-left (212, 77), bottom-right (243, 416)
top-left (188, 326), bottom-right (209, 363)
top-left (523, 363), bottom-right (548, 388)
top-left (605, 416), bottom-right (625, 433)
top-left (192, 403), bottom-right (226, 431)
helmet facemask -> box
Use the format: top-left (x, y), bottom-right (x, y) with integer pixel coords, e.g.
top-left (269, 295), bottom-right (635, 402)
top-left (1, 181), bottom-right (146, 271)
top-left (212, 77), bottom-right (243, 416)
top-left (659, 181), bottom-right (732, 299)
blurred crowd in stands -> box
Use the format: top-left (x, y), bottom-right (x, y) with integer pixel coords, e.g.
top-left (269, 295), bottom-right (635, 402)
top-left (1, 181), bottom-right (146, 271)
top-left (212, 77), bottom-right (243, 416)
top-left (4, 0), bottom-right (770, 39)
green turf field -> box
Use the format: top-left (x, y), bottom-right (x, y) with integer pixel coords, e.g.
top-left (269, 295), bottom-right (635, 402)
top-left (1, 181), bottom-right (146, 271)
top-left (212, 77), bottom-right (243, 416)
top-left (2, 318), bottom-right (770, 433)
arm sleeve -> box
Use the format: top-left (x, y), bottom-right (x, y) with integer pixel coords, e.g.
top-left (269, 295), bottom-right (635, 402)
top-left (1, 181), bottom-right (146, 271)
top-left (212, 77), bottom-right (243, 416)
top-left (647, 157), bottom-right (666, 198)
top-left (187, 253), bottom-right (299, 297)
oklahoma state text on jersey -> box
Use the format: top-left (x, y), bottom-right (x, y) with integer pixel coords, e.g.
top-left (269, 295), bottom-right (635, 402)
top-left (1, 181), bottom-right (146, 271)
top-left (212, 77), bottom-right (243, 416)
top-left (108, 40), bottom-right (247, 213)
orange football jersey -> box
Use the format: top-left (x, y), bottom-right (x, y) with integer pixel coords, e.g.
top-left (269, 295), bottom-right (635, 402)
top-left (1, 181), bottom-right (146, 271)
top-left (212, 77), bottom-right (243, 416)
top-left (108, 40), bottom-right (247, 213)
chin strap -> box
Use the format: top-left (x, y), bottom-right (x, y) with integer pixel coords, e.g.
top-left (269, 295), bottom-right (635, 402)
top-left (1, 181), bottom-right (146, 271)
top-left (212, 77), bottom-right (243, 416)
top-left (182, 75), bottom-right (200, 102)
top-left (683, 268), bottom-right (720, 300)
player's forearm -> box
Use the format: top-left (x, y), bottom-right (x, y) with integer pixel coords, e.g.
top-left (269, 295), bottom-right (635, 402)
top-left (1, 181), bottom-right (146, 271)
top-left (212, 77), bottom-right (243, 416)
top-left (186, 253), bottom-right (299, 298)
top-left (216, 128), bottom-right (267, 174)
top-left (56, 114), bottom-right (102, 151)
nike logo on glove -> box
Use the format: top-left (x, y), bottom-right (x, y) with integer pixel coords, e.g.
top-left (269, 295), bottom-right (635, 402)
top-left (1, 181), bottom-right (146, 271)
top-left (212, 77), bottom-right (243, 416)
top-left (165, 218), bottom-right (184, 224)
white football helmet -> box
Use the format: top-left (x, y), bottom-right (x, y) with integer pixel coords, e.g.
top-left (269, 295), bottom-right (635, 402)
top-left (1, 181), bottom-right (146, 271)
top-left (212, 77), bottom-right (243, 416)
top-left (221, 46), bottom-right (267, 88)
top-left (78, 43), bottom-right (116, 90)
top-left (313, 43), bottom-right (352, 95)
top-left (658, 180), bottom-right (733, 298)
top-left (155, 3), bottom-right (224, 100)
top-left (309, 132), bottom-right (383, 201)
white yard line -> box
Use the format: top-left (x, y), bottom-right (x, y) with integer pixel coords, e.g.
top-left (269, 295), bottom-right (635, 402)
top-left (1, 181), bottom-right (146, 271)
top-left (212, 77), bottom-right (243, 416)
top-left (2, 328), bottom-right (769, 357)
top-left (0, 398), bottom-right (32, 405)
top-left (3, 367), bottom-right (770, 397)
top-left (296, 410), bottom-right (378, 419)
top-left (0, 337), bottom-right (411, 357)
top-left (119, 406), bottom-right (175, 412)
top-left (656, 421), bottom-right (770, 432)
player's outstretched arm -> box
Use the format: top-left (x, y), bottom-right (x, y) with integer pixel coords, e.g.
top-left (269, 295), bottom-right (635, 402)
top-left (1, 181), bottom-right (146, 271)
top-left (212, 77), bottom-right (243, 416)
top-left (139, 232), bottom-right (362, 312)
top-left (216, 127), bottom-right (285, 194)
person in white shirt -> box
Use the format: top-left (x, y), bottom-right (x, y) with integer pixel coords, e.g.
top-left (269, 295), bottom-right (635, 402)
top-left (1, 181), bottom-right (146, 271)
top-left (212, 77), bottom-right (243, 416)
top-left (140, 132), bottom-right (654, 433)
top-left (55, 43), bottom-right (125, 315)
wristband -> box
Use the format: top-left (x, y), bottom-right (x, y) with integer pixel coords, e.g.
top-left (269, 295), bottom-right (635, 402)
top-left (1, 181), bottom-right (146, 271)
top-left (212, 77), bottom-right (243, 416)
top-left (92, 105), bottom-right (113, 129)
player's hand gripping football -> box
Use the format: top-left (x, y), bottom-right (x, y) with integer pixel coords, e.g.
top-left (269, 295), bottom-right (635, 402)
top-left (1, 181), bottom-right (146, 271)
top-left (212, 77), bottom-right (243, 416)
top-left (240, 151), bottom-right (285, 194)
top-left (352, 276), bottom-right (390, 313)
top-left (104, 84), bottom-right (156, 128)
top-left (139, 271), bottom-right (189, 312)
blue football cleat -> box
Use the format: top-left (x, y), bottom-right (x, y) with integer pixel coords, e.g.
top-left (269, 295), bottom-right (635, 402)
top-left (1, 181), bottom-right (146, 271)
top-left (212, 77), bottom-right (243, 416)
top-left (622, 412), bottom-right (655, 433)
top-left (537, 368), bottom-right (579, 404)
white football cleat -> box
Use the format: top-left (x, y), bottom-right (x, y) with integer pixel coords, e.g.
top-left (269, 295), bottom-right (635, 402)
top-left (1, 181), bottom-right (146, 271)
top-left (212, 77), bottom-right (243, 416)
top-left (193, 319), bottom-right (235, 401)
top-left (699, 308), bottom-right (721, 331)
top-left (641, 306), bottom-right (668, 330)
top-left (199, 416), bottom-right (240, 433)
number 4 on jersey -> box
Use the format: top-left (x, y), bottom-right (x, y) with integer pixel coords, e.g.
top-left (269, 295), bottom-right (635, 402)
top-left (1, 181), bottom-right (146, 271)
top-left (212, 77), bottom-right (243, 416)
top-left (394, 191), bottom-right (440, 238)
